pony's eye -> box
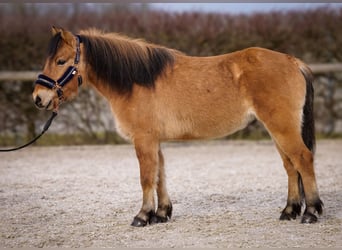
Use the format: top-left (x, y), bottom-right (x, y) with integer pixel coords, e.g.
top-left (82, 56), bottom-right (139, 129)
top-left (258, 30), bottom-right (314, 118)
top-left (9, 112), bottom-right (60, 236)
top-left (57, 59), bottom-right (66, 66)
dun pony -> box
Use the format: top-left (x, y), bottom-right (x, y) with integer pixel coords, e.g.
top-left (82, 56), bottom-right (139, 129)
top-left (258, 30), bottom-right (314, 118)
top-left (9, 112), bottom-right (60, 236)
top-left (33, 27), bottom-right (323, 226)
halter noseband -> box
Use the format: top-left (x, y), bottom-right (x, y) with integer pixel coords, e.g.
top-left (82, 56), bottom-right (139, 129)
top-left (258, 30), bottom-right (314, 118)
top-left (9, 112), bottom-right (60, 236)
top-left (35, 35), bottom-right (83, 101)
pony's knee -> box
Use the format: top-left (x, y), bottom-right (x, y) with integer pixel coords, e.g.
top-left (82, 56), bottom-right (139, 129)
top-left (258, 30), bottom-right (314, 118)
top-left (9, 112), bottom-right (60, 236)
top-left (135, 143), bottom-right (159, 187)
top-left (138, 158), bottom-right (158, 189)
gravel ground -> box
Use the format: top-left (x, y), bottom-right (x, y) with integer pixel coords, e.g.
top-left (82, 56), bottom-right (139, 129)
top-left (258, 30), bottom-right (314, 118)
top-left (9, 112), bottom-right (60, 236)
top-left (0, 140), bottom-right (341, 248)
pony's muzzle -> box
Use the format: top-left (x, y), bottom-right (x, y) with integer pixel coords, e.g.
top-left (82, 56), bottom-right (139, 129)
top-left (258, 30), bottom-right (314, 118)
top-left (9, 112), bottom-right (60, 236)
top-left (33, 94), bottom-right (51, 110)
top-left (32, 89), bottom-right (55, 110)
top-left (34, 95), bottom-right (44, 108)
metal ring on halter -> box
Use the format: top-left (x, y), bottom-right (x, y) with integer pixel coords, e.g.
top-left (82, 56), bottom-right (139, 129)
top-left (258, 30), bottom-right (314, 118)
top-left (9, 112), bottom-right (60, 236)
top-left (52, 84), bottom-right (64, 101)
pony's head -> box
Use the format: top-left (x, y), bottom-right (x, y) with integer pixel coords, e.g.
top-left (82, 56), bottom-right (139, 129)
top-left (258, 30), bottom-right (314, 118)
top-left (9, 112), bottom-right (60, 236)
top-left (32, 27), bottom-right (83, 110)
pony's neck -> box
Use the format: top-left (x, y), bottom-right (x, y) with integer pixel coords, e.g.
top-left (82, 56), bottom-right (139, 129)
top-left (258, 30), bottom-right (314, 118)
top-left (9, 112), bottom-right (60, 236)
top-left (79, 29), bottom-right (176, 95)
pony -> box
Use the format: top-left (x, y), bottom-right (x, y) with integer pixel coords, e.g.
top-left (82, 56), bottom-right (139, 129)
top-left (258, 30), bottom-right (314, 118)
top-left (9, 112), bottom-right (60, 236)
top-left (32, 27), bottom-right (323, 226)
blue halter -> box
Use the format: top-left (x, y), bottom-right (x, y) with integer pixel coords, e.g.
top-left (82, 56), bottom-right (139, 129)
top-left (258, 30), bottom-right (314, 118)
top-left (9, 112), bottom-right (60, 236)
top-left (35, 35), bottom-right (83, 100)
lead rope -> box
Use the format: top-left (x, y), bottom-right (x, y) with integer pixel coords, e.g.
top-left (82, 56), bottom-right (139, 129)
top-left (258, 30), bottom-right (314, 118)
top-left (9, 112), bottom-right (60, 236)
top-left (0, 111), bottom-right (57, 152)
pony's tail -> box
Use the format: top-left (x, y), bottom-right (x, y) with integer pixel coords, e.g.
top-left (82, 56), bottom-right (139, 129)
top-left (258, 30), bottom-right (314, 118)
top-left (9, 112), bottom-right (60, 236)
top-left (297, 59), bottom-right (316, 203)
top-left (298, 59), bottom-right (316, 154)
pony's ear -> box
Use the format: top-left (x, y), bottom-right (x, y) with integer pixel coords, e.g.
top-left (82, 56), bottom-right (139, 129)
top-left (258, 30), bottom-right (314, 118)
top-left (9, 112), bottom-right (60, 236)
top-left (51, 26), bottom-right (75, 46)
top-left (51, 26), bottom-right (62, 36)
top-left (60, 29), bottom-right (76, 46)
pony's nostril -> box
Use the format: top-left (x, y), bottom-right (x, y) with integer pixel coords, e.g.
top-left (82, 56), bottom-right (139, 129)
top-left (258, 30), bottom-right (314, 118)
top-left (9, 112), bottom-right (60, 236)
top-left (35, 95), bottom-right (42, 107)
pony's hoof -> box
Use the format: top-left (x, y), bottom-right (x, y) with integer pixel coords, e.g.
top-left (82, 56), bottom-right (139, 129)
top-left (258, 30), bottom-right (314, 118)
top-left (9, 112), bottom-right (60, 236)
top-left (301, 212), bottom-right (318, 223)
top-left (280, 212), bottom-right (295, 221)
top-left (153, 203), bottom-right (172, 224)
top-left (150, 215), bottom-right (169, 224)
top-left (131, 217), bottom-right (147, 227)
top-left (280, 203), bottom-right (301, 221)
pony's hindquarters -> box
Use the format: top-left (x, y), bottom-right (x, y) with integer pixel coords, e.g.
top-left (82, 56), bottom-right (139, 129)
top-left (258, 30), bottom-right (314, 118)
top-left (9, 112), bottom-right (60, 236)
top-left (241, 48), bottom-right (323, 223)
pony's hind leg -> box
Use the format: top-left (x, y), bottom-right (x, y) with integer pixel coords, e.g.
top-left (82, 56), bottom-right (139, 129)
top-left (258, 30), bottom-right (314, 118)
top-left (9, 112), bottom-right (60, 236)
top-left (276, 144), bottom-right (304, 220)
top-left (153, 150), bottom-right (173, 223)
top-left (265, 125), bottom-right (323, 223)
top-left (131, 137), bottom-right (159, 227)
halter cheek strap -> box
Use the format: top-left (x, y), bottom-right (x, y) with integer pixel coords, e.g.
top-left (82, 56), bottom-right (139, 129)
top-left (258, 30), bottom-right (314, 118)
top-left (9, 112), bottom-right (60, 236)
top-left (35, 35), bottom-right (83, 100)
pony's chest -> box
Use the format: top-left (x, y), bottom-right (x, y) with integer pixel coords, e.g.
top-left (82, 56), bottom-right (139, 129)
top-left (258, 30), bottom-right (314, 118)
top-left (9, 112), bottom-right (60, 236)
top-left (111, 107), bottom-right (152, 142)
top-left (115, 120), bottom-right (132, 141)
top-left (110, 109), bottom-right (134, 141)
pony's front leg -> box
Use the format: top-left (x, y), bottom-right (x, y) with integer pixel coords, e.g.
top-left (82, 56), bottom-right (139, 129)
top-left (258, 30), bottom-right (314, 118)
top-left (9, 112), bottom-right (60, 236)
top-left (131, 137), bottom-right (159, 227)
top-left (155, 150), bottom-right (172, 223)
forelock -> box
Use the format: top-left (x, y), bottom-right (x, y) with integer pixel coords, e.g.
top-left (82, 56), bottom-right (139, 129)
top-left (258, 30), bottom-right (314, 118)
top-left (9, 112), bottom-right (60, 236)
top-left (47, 32), bottom-right (62, 58)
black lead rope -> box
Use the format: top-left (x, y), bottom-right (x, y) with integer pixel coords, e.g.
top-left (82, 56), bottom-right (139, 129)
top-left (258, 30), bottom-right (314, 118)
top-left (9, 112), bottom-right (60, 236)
top-left (0, 112), bottom-right (57, 152)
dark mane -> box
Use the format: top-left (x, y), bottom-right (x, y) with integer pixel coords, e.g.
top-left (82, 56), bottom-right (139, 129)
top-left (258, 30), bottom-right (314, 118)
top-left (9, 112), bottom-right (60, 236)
top-left (79, 30), bottom-right (176, 93)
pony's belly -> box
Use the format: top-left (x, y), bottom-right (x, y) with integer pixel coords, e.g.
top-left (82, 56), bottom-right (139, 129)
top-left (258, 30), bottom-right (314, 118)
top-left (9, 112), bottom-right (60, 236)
top-left (160, 109), bottom-right (255, 141)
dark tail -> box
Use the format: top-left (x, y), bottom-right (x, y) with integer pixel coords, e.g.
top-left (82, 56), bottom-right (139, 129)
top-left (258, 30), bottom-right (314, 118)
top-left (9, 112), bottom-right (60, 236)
top-left (297, 60), bottom-right (316, 203)
top-left (298, 60), bottom-right (316, 154)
